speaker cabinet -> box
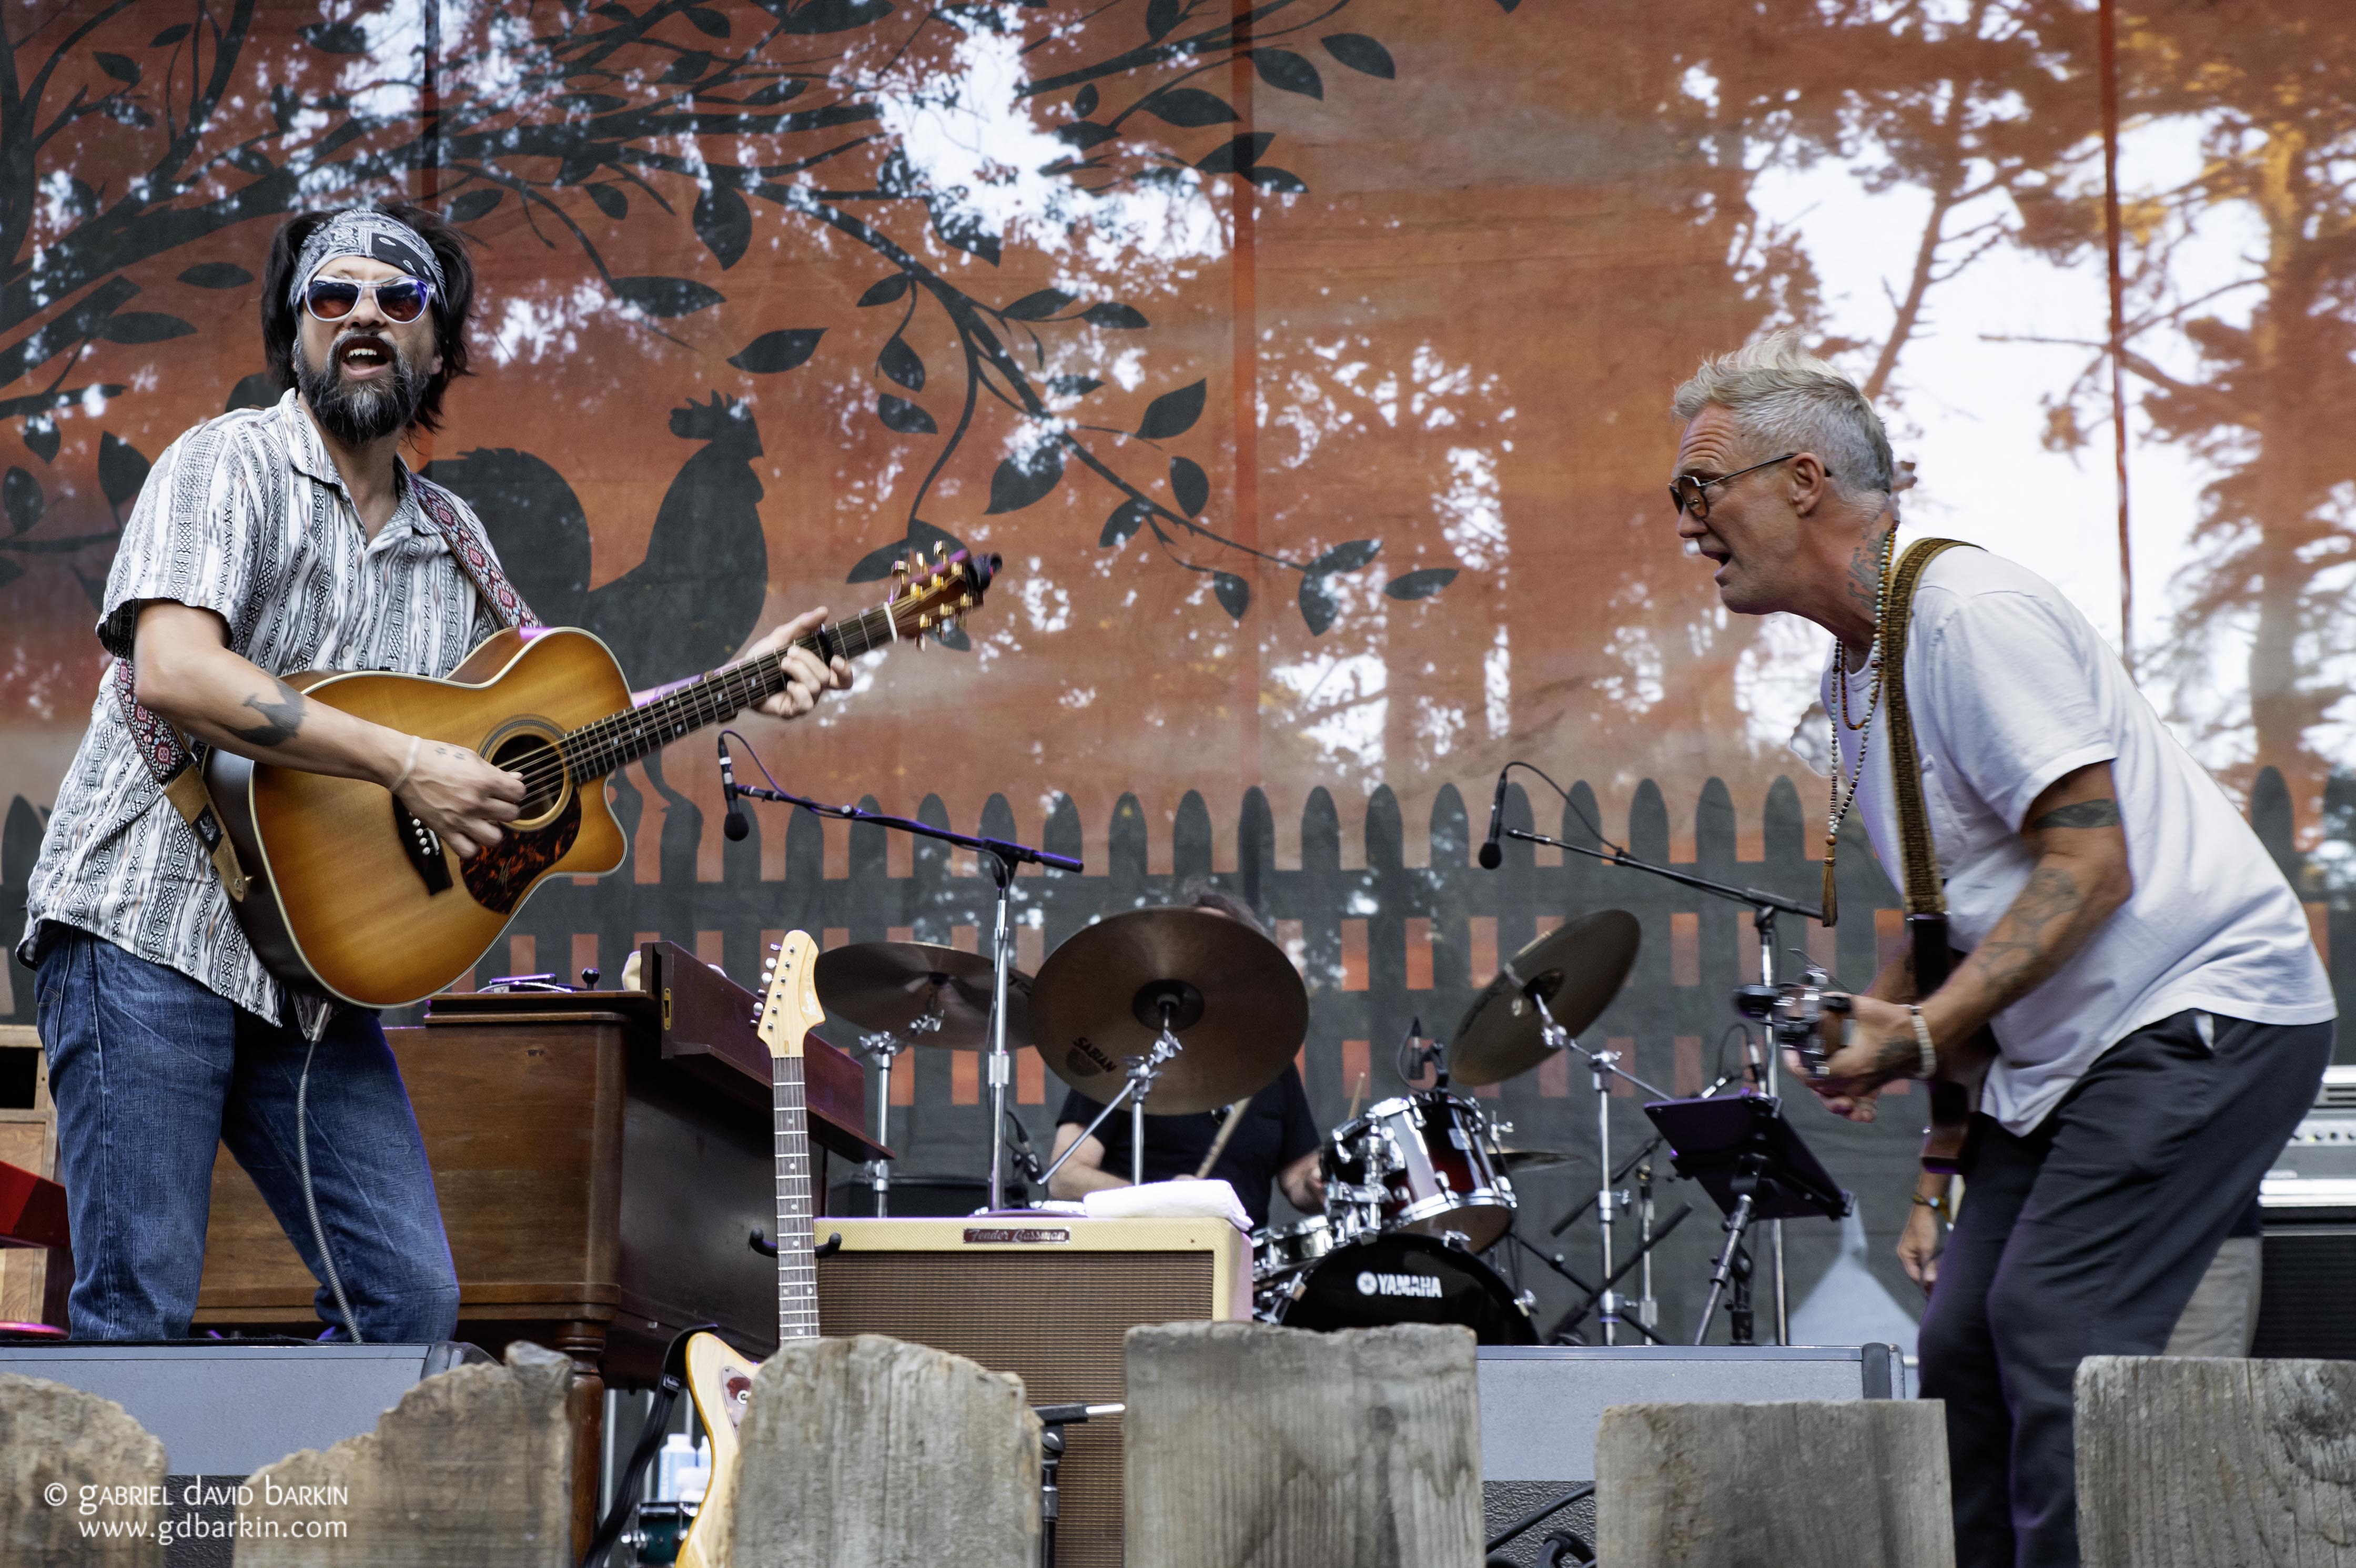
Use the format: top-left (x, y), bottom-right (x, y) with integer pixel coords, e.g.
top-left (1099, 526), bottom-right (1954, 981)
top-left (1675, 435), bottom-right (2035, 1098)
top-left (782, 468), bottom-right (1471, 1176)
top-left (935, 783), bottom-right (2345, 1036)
top-left (814, 1215), bottom-right (1248, 1567)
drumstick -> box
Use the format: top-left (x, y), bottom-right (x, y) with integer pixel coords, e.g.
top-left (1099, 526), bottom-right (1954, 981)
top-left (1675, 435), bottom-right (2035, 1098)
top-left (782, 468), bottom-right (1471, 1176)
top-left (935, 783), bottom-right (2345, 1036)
top-left (1194, 1098), bottom-right (1253, 1178)
top-left (1344, 1069), bottom-right (1369, 1122)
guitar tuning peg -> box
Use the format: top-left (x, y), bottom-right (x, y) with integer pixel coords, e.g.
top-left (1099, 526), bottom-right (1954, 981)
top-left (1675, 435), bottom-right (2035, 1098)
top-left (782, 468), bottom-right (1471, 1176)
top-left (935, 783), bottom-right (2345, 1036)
top-left (960, 592), bottom-right (975, 609)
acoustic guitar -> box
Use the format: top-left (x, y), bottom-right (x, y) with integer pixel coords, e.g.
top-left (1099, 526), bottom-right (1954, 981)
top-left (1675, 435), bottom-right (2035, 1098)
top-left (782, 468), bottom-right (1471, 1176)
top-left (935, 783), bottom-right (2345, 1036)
top-left (204, 549), bottom-right (996, 1009)
top-left (676, 927), bottom-right (826, 1568)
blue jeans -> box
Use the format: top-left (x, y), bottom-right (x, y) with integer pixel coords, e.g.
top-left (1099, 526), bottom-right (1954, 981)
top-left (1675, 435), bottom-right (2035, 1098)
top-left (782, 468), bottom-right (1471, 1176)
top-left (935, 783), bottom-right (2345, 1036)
top-left (32, 925), bottom-right (461, 1341)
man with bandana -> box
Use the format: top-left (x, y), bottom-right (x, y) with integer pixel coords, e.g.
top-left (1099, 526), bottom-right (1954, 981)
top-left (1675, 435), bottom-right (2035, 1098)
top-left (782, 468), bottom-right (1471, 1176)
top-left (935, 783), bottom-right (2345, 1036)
top-left (17, 206), bottom-right (851, 1342)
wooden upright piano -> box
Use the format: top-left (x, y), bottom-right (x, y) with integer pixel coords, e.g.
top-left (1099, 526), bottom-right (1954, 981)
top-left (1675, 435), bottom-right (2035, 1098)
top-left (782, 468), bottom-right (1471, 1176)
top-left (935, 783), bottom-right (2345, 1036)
top-left (194, 939), bottom-right (882, 1549)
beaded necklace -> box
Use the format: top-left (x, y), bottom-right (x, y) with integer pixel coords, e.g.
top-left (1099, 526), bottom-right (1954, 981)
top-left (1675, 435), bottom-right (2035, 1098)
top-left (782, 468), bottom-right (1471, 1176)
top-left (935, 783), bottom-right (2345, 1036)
top-left (1821, 528), bottom-right (1897, 926)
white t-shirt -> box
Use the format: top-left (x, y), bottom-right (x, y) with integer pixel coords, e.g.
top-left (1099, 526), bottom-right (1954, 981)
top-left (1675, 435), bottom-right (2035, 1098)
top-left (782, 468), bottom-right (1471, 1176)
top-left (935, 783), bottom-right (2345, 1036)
top-left (1825, 547), bottom-right (2334, 1135)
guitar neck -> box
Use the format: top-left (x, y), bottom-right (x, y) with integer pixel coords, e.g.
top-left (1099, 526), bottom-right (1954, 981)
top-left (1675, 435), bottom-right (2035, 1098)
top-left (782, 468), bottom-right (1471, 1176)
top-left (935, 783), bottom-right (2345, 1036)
top-left (771, 1056), bottom-right (821, 1344)
top-left (561, 603), bottom-right (899, 781)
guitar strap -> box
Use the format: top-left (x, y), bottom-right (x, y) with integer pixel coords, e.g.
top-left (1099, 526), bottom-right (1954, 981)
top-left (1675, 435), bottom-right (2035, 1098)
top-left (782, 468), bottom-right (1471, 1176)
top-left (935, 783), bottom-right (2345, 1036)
top-left (115, 467), bottom-right (539, 908)
top-left (1880, 537), bottom-right (1976, 926)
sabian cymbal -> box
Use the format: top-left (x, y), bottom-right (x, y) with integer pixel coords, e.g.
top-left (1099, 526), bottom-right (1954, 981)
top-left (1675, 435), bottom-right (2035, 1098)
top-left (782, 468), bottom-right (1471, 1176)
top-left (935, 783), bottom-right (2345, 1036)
top-left (1449, 909), bottom-right (1641, 1087)
top-left (1495, 1147), bottom-right (1582, 1176)
top-left (1030, 907), bottom-right (1308, 1115)
top-left (812, 941), bottom-right (1032, 1051)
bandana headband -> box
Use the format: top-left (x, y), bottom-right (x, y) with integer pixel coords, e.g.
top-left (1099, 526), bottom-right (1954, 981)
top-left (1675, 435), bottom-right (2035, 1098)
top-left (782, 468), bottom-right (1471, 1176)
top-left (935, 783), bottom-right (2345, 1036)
top-left (288, 208), bottom-right (446, 310)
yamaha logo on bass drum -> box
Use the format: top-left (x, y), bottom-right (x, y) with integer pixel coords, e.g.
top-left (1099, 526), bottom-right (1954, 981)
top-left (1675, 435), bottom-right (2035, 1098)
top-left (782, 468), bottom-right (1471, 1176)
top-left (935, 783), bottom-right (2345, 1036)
top-left (1356, 1269), bottom-right (1444, 1299)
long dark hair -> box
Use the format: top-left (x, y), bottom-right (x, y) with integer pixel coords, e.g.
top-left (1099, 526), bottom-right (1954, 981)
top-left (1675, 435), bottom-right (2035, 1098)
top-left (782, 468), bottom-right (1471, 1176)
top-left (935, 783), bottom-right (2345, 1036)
top-left (259, 203), bottom-right (477, 434)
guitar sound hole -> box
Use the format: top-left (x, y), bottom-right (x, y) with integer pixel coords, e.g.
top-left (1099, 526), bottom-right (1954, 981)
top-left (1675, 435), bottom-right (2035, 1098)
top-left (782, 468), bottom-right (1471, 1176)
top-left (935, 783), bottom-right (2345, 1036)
top-left (490, 734), bottom-right (567, 820)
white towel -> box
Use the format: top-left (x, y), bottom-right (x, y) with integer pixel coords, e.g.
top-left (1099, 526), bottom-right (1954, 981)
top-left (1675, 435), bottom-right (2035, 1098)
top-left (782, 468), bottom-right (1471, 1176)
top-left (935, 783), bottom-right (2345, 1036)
top-left (1082, 1178), bottom-right (1252, 1231)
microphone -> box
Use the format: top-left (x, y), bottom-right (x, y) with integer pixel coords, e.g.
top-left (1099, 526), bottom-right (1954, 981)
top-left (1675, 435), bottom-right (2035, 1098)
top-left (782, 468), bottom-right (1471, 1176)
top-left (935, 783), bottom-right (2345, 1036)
top-left (1478, 766), bottom-right (1510, 869)
top-left (719, 736), bottom-right (750, 842)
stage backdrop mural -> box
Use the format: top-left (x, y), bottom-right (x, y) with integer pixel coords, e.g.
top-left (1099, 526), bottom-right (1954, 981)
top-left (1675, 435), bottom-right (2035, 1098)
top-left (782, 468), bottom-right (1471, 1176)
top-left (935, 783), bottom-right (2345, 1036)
top-left (1, 0), bottom-right (2348, 1345)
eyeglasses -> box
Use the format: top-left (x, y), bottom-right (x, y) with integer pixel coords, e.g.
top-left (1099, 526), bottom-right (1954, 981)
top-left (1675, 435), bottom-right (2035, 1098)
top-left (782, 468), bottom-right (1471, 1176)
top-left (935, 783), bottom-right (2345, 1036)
top-left (1667, 452), bottom-right (1800, 521)
top-left (302, 276), bottom-right (433, 325)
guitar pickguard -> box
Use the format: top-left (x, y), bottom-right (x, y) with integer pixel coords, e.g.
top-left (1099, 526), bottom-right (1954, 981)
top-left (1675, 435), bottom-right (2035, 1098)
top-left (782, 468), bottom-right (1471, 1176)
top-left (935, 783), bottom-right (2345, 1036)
top-left (459, 788), bottom-right (581, 914)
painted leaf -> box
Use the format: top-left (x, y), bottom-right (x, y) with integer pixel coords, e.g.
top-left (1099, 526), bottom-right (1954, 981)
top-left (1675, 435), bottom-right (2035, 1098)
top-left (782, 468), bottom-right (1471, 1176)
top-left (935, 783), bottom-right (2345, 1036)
top-left (1248, 167), bottom-right (1308, 194)
top-left (1170, 456), bottom-right (1209, 517)
top-left (1137, 380), bottom-right (1206, 440)
top-left (1197, 133), bottom-right (1275, 175)
top-left (1321, 34), bottom-right (1396, 78)
top-left (857, 274), bottom-right (911, 307)
top-left (694, 185), bottom-right (752, 269)
top-left (1100, 500), bottom-right (1152, 548)
top-left (1055, 122), bottom-right (1120, 150)
top-left (662, 50), bottom-right (713, 83)
top-left (1213, 572), bottom-right (1250, 621)
top-left (612, 276), bottom-right (725, 316)
top-left (97, 433), bottom-right (151, 510)
top-left (96, 53), bottom-right (141, 85)
top-left (1074, 85), bottom-right (1099, 118)
top-left (0, 560), bottom-right (19, 591)
top-left (877, 395), bottom-right (937, 436)
top-left (727, 328), bottom-right (824, 373)
top-left (1004, 288), bottom-right (1076, 321)
top-left (1048, 374), bottom-right (1104, 397)
top-left (588, 184), bottom-right (629, 220)
top-left (987, 444), bottom-right (1066, 513)
top-left (1298, 573), bottom-right (1338, 635)
top-left (683, 5), bottom-right (730, 37)
top-left (1082, 301), bottom-right (1148, 329)
top-left (98, 312), bottom-right (196, 345)
top-left (556, 150), bottom-right (601, 185)
top-left (1495, 0), bottom-right (1521, 9)
top-left (151, 23), bottom-right (193, 45)
top-left (930, 200), bottom-right (1000, 266)
top-left (1141, 88), bottom-right (1237, 128)
top-left (225, 371), bottom-right (278, 412)
top-left (226, 146), bottom-right (276, 176)
top-left (1145, 0), bottom-right (1182, 42)
top-left (558, 93), bottom-right (628, 113)
top-left (1311, 539), bottom-right (1380, 575)
top-left (740, 80), bottom-right (807, 106)
top-left (1251, 49), bottom-right (1322, 99)
top-left (1384, 567), bottom-right (1459, 600)
top-left (22, 417), bottom-right (59, 464)
top-left (879, 335), bottom-right (925, 392)
top-left (773, 0), bottom-right (894, 34)
top-left (178, 262), bottom-right (254, 289)
top-left (847, 538), bottom-right (907, 583)
top-left (3, 468), bottom-right (41, 534)
top-left (447, 189), bottom-right (503, 223)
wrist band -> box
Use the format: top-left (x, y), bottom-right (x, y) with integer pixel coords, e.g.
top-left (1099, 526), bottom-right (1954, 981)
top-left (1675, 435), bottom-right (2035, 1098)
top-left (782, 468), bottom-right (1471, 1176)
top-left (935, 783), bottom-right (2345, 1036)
top-left (1907, 1004), bottom-right (1936, 1078)
top-left (390, 735), bottom-right (420, 795)
top-left (1910, 1191), bottom-right (1945, 1211)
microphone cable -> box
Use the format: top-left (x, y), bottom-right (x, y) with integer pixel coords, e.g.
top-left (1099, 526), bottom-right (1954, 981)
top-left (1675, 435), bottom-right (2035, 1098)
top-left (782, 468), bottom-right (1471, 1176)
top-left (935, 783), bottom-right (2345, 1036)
top-left (296, 1035), bottom-right (365, 1343)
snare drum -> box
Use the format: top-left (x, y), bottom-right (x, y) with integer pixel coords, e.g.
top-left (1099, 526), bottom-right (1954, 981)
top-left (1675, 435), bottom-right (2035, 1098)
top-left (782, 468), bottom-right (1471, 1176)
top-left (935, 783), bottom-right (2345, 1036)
top-left (1250, 1215), bottom-right (1337, 1284)
top-left (1322, 1091), bottom-right (1515, 1250)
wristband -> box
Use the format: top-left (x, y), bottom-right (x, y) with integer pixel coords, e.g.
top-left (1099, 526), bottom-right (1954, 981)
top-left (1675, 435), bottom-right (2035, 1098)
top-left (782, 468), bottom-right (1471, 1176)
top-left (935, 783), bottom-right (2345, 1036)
top-left (1906, 1004), bottom-right (1936, 1078)
top-left (390, 735), bottom-right (420, 796)
top-left (1910, 1191), bottom-right (1945, 1213)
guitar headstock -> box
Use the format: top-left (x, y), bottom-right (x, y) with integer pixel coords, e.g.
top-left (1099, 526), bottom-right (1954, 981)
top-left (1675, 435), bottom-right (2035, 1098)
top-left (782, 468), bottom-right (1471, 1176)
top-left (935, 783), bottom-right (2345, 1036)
top-left (756, 930), bottom-right (824, 1060)
top-left (888, 545), bottom-right (1002, 643)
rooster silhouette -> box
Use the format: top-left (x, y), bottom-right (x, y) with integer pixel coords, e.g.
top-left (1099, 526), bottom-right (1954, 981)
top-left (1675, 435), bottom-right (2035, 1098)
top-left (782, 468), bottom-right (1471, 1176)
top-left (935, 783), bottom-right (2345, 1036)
top-left (424, 393), bottom-right (770, 689)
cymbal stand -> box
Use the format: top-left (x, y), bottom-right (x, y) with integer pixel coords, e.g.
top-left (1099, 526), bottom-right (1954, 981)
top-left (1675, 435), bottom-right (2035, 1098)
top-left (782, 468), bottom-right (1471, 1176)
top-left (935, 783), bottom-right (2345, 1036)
top-left (1502, 822), bottom-right (1821, 1345)
top-left (726, 765), bottom-right (1083, 1212)
top-left (1523, 986), bottom-right (1671, 1346)
top-left (858, 1017), bottom-right (934, 1217)
top-left (1034, 1016), bottom-right (1187, 1191)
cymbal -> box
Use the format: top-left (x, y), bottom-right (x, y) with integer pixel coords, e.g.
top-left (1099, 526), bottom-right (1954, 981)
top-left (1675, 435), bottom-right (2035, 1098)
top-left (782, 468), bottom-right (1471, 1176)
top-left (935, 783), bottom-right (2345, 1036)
top-left (1030, 907), bottom-right (1308, 1115)
top-left (1495, 1147), bottom-right (1582, 1176)
top-left (1449, 909), bottom-right (1641, 1087)
top-left (812, 941), bottom-right (1032, 1051)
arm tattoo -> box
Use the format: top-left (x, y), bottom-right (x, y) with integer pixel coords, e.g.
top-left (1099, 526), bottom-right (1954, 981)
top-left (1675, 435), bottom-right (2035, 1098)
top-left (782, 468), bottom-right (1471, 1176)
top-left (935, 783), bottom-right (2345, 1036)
top-left (1964, 864), bottom-right (2081, 999)
top-left (226, 676), bottom-right (306, 748)
top-left (2030, 797), bottom-right (2122, 832)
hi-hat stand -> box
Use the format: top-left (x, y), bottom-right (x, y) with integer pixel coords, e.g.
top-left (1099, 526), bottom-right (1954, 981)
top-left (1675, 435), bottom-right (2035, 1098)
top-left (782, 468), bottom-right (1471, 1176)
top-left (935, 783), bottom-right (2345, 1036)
top-left (724, 768), bottom-right (1082, 1211)
top-left (1500, 817), bottom-right (1823, 1344)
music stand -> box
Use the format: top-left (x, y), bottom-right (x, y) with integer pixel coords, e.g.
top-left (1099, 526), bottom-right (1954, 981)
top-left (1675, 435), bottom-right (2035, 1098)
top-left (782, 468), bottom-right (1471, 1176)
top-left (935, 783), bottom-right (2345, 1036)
top-left (1643, 1094), bottom-right (1851, 1345)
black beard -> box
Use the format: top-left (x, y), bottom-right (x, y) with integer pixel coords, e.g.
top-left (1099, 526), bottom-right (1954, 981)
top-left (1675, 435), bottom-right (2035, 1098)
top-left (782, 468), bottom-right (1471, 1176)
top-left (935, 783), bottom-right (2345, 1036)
top-left (295, 332), bottom-right (426, 445)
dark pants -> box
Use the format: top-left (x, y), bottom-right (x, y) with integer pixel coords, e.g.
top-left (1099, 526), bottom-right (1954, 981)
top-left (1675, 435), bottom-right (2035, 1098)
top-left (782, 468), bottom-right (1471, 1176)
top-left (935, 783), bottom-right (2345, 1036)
top-left (32, 925), bottom-right (461, 1342)
top-left (1918, 1009), bottom-right (2331, 1568)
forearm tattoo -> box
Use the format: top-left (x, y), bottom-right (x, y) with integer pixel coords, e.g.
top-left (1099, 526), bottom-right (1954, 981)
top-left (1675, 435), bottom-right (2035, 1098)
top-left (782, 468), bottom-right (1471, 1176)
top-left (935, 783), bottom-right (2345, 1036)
top-left (227, 675), bottom-right (306, 748)
top-left (2029, 796), bottom-right (2122, 831)
top-left (1962, 864), bottom-right (2084, 1004)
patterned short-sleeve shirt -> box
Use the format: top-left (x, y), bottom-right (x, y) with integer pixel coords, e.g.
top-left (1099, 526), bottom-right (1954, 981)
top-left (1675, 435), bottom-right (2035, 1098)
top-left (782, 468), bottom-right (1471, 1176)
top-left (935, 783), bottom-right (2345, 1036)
top-left (22, 390), bottom-right (515, 1025)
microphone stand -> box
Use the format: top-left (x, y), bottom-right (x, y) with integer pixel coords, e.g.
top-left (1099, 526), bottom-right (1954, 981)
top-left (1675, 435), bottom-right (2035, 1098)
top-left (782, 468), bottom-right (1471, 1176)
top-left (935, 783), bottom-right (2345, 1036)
top-left (1501, 824), bottom-right (1822, 1346)
top-left (730, 780), bottom-right (1084, 1212)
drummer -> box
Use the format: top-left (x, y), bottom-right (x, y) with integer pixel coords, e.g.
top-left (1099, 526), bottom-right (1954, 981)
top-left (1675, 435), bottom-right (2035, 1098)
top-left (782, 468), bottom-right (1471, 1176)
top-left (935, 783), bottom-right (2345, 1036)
top-left (1046, 885), bottom-right (1327, 1229)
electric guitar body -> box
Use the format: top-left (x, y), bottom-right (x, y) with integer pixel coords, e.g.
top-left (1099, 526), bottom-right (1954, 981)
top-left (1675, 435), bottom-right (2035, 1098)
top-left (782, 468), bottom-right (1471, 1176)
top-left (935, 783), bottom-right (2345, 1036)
top-left (678, 928), bottom-right (825, 1568)
top-left (201, 549), bottom-right (997, 1009)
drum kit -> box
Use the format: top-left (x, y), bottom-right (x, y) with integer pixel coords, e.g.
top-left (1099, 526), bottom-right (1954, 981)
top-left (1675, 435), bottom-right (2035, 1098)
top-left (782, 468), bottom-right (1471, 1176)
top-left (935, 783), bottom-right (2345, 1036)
top-left (810, 902), bottom-right (1678, 1347)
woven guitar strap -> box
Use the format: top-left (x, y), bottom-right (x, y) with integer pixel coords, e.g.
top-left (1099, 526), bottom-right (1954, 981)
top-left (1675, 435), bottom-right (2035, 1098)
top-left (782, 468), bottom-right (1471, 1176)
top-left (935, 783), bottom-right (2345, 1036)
top-left (1880, 538), bottom-right (1977, 920)
top-left (115, 470), bottom-right (539, 906)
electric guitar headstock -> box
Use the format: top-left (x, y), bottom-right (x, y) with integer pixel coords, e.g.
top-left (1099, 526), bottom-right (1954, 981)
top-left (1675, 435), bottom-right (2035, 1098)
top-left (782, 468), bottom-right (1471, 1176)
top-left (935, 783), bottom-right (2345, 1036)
top-left (886, 545), bottom-right (1001, 646)
top-left (756, 929), bottom-right (825, 1060)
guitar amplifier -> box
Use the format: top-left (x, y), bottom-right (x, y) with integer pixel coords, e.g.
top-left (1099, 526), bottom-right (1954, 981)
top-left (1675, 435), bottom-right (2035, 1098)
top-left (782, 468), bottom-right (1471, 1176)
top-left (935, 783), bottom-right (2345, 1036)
top-left (2254, 1065), bottom-right (2356, 1358)
top-left (814, 1215), bottom-right (1249, 1568)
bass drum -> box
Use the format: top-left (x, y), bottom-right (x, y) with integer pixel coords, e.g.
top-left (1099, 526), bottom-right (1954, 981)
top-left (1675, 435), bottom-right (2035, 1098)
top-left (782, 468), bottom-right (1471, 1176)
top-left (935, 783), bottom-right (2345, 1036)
top-left (1268, 1232), bottom-right (1537, 1345)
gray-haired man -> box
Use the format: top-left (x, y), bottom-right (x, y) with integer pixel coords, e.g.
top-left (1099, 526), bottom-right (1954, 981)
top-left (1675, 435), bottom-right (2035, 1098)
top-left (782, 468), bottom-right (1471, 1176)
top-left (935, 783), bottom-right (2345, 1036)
top-left (1668, 331), bottom-right (2333, 1567)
